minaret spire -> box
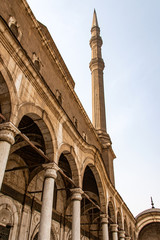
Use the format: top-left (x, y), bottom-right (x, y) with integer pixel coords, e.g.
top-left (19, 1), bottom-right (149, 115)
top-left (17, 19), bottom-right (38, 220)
top-left (89, 9), bottom-right (106, 132)
top-left (92, 9), bottom-right (99, 28)
top-left (89, 10), bottom-right (116, 186)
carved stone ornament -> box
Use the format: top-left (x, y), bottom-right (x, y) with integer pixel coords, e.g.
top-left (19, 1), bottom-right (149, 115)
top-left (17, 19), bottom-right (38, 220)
top-left (0, 122), bottom-right (19, 145)
top-left (42, 163), bottom-right (59, 179)
top-left (70, 188), bottom-right (83, 201)
top-left (100, 214), bottom-right (109, 224)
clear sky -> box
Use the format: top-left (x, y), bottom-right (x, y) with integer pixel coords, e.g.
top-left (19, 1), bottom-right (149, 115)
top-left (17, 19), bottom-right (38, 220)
top-left (27, 0), bottom-right (160, 216)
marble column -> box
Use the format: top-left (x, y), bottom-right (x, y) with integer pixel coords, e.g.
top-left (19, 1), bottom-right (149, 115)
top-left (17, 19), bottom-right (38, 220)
top-left (38, 163), bottom-right (59, 240)
top-left (110, 224), bottom-right (118, 240)
top-left (101, 214), bottom-right (109, 240)
top-left (71, 188), bottom-right (83, 240)
top-left (0, 122), bottom-right (17, 190)
top-left (119, 230), bottom-right (125, 240)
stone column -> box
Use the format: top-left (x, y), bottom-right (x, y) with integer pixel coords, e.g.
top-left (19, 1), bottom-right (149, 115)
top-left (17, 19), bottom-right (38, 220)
top-left (101, 214), bottom-right (109, 240)
top-left (38, 163), bottom-right (59, 240)
top-left (119, 230), bottom-right (125, 240)
top-left (110, 224), bottom-right (118, 240)
top-left (0, 122), bottom-right (17, 190)
top-left (71, 188), bottom-right (83, 240)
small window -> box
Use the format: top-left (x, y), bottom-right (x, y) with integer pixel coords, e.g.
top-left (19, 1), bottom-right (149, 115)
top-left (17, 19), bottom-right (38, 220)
top-left (73, 116), bottom-right (78, 129)
top-left (8, 16), bottom-right (21, 39)
top-left (32, 53), bottom-right (41, 71)
top-left (10, 24), bottom-right (18, 38)
top-left (56, 90), bottom-right (62, 105)
top-left (83, 132), bottom-right (87, 141)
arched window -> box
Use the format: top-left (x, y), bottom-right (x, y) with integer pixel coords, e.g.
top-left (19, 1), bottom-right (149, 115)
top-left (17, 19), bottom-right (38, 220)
top-left (0, 208), bottom-right (12, 239)
top-left (8, 16), bottom-right (21, 39)
top-left (32, 52), bottom-right (41, 71)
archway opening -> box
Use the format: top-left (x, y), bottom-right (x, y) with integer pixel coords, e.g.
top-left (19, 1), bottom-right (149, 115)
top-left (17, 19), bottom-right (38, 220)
top-left (82, 166), bottom-right (100, 240)
top-left (138, 222), bottom-right (160, 240)
top-left (0, 208), bottom-right (12, 240)
top-left (108, 200), bottom-right (115, 240)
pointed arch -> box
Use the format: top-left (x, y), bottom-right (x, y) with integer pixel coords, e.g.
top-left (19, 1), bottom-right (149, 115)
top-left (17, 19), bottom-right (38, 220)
top-left (17, 103), bottom-right (57, 159)
top-left (108, 198), bottom-right (116, 223)
top-left (82, 161), bottom-right (106, 213)
top-left (129, 224), bottom-right (133, 239)
top-left (117, 210), bottom-right (123, 230)
top-left (56, 143), bottom-right (80, 186)
top-left (124, 218), bottom-right (129, 236)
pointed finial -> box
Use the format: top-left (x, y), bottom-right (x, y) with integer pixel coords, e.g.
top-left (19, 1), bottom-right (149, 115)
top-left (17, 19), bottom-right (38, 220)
top-left (151, 197), bottom-right (155, 208)
top-left (92, 9), bottom-right (99, 28)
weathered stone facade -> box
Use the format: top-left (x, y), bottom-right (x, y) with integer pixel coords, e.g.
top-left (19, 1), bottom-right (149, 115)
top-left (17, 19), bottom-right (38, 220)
top-left (0, 0), bottom-right (159, 239)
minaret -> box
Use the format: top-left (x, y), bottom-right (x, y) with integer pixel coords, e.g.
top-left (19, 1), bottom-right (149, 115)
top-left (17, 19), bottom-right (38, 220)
top-left (89, 10), bottom-right (116, 186)
top-left (89, 9), bottom-right (106, 132)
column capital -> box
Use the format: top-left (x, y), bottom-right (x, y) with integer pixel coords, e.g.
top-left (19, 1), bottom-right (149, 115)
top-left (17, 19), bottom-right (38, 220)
top-left (42, 163), bottom-right (59, 179)
top-left (0, 122), bottom-right (18, 144)
top-left (119, 230), bottom-right (125, 238)
top-left (100, 214), bottom-right (109, 224)
top-left (110, 223), bottom-right (118, 232)
top-left (70, 188), bottom-right (83, 201)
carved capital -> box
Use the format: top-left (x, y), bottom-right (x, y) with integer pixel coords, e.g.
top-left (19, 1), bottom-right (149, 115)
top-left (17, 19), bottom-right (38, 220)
top-left (42, 163), bottom-right (59, 179)
top-left (100, 214), bottom-right (109, 224)
top-left (0, 122), bottom-right (19, 145)
top-left (70, 188), bottom-right (83, 201)
top-left (110, 223), bottom-right (118, 232)
top-left (119, 230), bottom-right (125, 238)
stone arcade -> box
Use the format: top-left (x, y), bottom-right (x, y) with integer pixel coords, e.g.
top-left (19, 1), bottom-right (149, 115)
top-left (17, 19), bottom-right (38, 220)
top-left (0, 1), bottom-right (160, 239)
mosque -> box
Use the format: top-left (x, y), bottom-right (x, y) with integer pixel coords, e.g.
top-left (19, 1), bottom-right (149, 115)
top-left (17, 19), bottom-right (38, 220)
top-left (0, 0), bottom-right (160, 239)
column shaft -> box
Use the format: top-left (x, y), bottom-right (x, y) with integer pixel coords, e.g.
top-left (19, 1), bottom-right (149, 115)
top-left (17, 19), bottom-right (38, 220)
top-left (101, 216), bottom-right (109, 240)
top-left (71, 188), bottom-right (83, 240)
top-left (0, 122), bottom-right (16, 190)
top-left (111, 224), bottom-right (118, 240)
top-left (72, 199), bottom-right (81, 240)
top-left (112, 231), bottom-right (118, 240)
top-left (38, 164), bottom-right (58, 240)
top-left (119, 230), bottom-right (125, 240)
top-left (0, 141), bottom-right (12, 189)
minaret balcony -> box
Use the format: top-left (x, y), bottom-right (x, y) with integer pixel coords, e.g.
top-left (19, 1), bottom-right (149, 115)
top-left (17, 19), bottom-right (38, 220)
top-left (90, 35), bottom-right (103, 48)
top-left (89, 57), bottom-right (105, 71)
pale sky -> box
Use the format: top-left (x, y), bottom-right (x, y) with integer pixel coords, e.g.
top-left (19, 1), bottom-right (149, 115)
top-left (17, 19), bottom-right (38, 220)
top-left (27, 0), bottom-right (160, 216)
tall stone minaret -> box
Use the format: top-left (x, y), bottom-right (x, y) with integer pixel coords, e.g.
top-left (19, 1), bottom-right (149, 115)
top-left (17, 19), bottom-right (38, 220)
top-left (89, 9), bottom-right (106, 132)
top-left (89, 10), bottom-right (116, 186)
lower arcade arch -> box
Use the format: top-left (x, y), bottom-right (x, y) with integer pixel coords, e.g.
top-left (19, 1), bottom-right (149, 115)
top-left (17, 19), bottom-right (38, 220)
top-left (124, 218), bottom-right (129, 237)
top-left (81, 164), bottom-right (105, 239)
top-left (108, 200), bottom-right (116, 240)
top-left (117, 211), bottom-right (123, 231)
top-left (57, 144), bottom-right (80, 186)
top-left (12, 113), bottom-right (55, 183)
